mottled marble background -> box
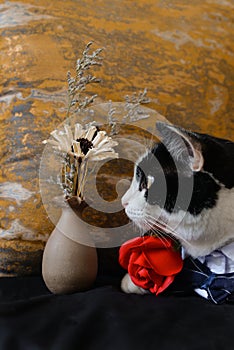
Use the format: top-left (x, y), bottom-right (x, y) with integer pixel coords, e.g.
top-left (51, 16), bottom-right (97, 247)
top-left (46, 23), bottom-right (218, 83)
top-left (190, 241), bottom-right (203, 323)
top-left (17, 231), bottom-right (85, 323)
top-left (0, 0), bottom-right (233, 275)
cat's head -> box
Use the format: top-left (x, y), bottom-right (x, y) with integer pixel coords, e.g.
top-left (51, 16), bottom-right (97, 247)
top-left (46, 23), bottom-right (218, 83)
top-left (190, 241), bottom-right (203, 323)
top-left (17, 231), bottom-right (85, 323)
top-left (121, 122), bottom-right (234, 254)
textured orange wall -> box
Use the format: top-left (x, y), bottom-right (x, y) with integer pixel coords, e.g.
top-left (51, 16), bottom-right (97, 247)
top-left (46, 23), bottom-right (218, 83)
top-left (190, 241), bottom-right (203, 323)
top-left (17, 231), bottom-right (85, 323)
top-left (0, 0), bottom-right (233, 275)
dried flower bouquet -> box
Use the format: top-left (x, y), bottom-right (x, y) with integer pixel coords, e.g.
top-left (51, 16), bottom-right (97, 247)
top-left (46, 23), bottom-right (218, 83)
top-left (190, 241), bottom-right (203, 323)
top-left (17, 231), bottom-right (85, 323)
top-left (41, 42), bottom-right (154, 294)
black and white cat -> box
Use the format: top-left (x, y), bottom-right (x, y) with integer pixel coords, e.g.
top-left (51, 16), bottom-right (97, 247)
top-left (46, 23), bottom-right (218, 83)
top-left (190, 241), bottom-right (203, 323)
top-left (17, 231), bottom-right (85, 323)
top-left (121, 122), bottom-right (234, 294)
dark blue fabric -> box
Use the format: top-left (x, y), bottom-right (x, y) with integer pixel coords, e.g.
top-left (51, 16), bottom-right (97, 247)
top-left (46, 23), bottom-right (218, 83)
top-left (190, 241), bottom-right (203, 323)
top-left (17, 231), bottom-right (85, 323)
top-left (174, 258), bottom-right (234, 304)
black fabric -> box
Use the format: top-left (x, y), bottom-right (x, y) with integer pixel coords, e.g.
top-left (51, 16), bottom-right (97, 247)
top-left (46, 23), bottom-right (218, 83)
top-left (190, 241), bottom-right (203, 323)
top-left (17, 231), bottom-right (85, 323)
top-left (0, 276), bottom-right (234, 350)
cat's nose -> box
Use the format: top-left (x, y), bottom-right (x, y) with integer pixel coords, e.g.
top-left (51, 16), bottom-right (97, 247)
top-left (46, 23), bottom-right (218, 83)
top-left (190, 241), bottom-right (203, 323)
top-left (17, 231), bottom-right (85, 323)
top-left (121, 198), bottom-right (128, 208)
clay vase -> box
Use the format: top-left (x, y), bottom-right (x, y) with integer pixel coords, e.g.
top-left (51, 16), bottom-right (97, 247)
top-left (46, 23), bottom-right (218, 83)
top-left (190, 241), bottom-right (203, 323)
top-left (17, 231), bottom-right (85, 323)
top-left (42, 200), bottom-right (98, 294)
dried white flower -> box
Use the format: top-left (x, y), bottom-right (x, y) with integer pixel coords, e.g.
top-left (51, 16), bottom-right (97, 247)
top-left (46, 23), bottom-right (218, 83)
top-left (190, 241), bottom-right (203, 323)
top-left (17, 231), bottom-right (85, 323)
top-left (43, 122), bottom-right (118, 200)
top-left (43, 123), bottom-right (118, 161)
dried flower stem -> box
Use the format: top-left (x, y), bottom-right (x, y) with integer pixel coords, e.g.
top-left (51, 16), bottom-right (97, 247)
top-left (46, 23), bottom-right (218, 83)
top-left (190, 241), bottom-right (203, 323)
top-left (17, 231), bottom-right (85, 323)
top-left (123, 88), bottom-right (150, 122)
top-left (79, 160), bottom-right (88, 199)
top-left (66, 42), bottom-right (103, 119)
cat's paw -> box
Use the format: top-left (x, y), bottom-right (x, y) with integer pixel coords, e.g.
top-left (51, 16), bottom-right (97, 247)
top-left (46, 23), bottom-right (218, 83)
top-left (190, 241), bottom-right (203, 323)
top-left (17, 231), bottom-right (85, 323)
top-left (121, 273), bottom-right (149, 295)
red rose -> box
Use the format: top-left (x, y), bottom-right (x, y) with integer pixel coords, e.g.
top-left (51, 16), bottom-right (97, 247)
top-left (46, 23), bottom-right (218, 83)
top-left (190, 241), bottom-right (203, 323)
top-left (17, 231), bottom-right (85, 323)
top-left (119, 236), bottom-right (183, 295)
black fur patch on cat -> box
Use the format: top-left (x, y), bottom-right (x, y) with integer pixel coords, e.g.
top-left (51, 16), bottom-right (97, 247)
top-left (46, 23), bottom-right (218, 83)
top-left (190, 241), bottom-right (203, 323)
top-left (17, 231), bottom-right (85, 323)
top-left (137, 140), bottom-right (223, 216)
top-left (196, 133), bottom-right (234, 189)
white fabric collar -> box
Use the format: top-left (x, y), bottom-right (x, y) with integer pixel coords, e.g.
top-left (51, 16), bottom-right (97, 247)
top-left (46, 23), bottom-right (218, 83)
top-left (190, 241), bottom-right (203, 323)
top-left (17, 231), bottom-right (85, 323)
top-left (197, 241), bottom-right (234, 274)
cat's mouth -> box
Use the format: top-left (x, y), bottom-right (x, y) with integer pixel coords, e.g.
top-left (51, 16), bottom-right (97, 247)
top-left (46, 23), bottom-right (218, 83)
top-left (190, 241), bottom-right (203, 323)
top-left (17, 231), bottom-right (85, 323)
top-left (125, 207), bottom-right (144, 220)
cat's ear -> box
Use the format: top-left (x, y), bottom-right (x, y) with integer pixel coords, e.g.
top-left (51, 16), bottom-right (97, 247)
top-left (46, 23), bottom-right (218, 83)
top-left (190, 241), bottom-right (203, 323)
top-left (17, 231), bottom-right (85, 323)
top-left (156, 122), bottom-right (204, 172)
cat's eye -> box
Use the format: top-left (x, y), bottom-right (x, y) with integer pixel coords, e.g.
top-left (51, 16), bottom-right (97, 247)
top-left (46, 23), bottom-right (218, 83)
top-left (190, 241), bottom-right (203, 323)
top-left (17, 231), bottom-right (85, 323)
top-left (139, 173), bottom-right (154, 191)
top-left (139, 176), bottom-right (147, 191)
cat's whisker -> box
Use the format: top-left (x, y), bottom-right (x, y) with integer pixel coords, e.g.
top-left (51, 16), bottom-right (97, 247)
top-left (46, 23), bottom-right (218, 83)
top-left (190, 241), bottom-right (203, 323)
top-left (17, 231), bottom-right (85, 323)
top-left (142, 219), bottom-right (170, 248)
top-left (131, 220), bottom-right (143, 236)
top-left (145, 225), bottom-right (174, 251)
top-left (145, 214), bottom-right (172, 232)
top-left (145, 214), bottom-right (192, 247)
top-left (145, 213), bottom-right (173, 232)
top-left (145, 215), bottom-right (179, 238)
top-left (144, 216), bottom-right (179, 244)
top-left (146, 217), bottom-right (179, 244)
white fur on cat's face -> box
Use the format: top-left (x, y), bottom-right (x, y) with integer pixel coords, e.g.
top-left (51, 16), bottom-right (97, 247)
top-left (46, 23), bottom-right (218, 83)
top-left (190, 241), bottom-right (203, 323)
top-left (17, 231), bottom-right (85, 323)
top-left (122, 163), bottom-right (183, 236)
top-left (121, 170), bottom-right (159, 229)
top-left (122, 165), bottom-right (234, 259)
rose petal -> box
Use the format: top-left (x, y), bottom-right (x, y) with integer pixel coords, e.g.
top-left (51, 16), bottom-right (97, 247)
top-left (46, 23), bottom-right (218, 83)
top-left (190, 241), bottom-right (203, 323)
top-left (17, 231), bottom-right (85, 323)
top-left (140, 236), bottom-right (173, 250)
top-left (119, 237), bottom-right (145, 268)
top-left (128, 252), bottom-right (141, 270)
top-left (153, 275), bottom-right (175, 295)
top-left (148, 273), bottom-right (164, 294)
top-left (133, 254), bottom-right (151, 269)
top-left (131, 272), bottom-right (152, 290)
top-left (137, 267), bottom-right (150, 279)
top-left (119, 245), bottom-right (135, 270)
top-left (144, 249), bottom-right (183, 275)
top-left (119, 237), bottom-right (146, 254)
top-left (128, 262), bottom-right (140, 279)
